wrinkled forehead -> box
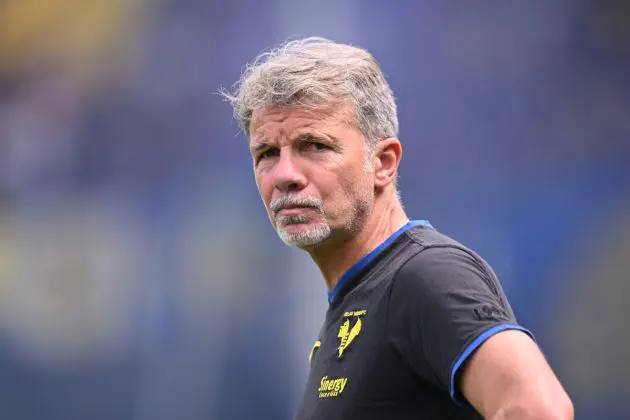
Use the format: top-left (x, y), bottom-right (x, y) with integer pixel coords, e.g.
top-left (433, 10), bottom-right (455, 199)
top-left (249, 103), bottom-right (356, 142)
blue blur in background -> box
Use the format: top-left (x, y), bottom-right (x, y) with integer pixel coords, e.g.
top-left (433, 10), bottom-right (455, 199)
top-left (0, 1), bottom-right (629, 419)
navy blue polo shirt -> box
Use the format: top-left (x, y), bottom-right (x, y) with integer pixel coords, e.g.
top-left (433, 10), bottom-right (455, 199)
top-left (294, 221), bottom-right (533, 419)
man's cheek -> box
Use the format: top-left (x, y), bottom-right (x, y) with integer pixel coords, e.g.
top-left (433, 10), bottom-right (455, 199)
top-left (255, 178), bottom-right (270, 202)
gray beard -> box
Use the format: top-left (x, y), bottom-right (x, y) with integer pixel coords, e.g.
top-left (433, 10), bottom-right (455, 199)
top-left (275, 218), bottom-right (332, 248)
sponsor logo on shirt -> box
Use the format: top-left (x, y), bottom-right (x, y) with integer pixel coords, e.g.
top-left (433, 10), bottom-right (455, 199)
top-left (318, 376), bottom-right (348, 398)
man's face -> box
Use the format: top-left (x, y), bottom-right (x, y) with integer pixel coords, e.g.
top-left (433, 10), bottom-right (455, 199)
top-left (249, 104), bottom-right (374, 248)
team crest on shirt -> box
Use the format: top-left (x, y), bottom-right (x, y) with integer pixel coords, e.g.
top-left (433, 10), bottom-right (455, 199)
top-left (337, 309), bottom-right (367, 358)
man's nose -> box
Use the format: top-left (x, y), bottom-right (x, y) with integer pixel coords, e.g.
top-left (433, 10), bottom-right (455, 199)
top-left (272, 150), bottom-right (307, 192)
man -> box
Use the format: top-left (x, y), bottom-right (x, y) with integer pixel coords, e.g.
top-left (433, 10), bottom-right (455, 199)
top-left (222, 37), bottom-right (573, 419)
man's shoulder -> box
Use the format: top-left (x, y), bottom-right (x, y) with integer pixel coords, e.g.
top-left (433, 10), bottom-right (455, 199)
top-left (403, 224), bottom-right (468, 251)
top-left (398, 225), bottom-right (482, 269)
top-left (393, 225), bottom-right (496, 296)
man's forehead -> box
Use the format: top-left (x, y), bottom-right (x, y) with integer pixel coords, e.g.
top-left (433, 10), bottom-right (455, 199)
top-left (249, 104), bottom-right (354, 141)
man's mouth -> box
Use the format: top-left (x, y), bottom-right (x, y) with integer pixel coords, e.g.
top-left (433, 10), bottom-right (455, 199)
top-left (276, 205), bottom-right (316, 216)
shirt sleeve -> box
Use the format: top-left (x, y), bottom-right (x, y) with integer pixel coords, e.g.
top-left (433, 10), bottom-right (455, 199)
top-left (387, 245), bottom-right (534, 407)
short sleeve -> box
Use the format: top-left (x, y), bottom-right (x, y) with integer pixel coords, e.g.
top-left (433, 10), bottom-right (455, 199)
top-left (387, 246), bottom-right (534, 407)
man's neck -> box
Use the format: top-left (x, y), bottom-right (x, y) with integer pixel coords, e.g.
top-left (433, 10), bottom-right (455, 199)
top-left (307, 197), bottom-right (408, 293)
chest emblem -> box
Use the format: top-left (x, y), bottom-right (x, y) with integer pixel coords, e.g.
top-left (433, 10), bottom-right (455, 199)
top-left (337, 309), bottom-right (366, 358)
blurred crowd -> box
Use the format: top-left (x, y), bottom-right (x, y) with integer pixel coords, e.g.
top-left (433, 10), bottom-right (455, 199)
top-left (0, 1), bottom-right (629, 419)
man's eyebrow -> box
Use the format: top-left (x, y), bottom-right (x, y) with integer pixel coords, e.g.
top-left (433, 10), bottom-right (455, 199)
top-left (249, 134), bottom-right (340, 154)
top-left (249, 141), bottom-right (272, 155)
top-left (295, 133), bottom-right (340, 146)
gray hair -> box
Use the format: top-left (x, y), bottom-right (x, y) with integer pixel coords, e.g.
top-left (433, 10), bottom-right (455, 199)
top-left (221, 37), bottom-right (399, 151)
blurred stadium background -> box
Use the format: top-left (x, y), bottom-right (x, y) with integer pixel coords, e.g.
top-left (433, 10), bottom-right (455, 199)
top-left (0, 1), bottom-right (629, 419)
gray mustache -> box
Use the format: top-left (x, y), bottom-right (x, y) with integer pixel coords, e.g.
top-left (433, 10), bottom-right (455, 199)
top-left (270, 196), bottom-right (324, 215)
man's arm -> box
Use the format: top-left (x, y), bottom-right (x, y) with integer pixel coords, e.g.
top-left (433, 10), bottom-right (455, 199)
top-left (388, 244), bottom-right (573, 417)
top-left (460, 329), bottom-right (574, 420)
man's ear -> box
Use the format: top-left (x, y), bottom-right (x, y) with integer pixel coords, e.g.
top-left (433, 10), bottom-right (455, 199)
top-left (372, 138), bottom-right (402, 190)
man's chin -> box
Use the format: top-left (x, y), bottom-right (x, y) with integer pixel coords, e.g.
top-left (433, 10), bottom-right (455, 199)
top-left (275, 223), bottom-right (331, 248)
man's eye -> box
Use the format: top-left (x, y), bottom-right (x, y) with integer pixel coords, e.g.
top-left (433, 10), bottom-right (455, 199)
top-left (258, 149), bottom-right (279, 161)
top-left (306, 142), bottom-right (329, 151)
